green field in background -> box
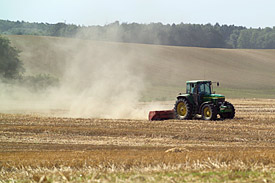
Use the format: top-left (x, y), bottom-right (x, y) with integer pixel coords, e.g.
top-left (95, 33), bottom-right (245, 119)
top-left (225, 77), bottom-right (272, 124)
top-left (141, 85), bottom-right (275, 102)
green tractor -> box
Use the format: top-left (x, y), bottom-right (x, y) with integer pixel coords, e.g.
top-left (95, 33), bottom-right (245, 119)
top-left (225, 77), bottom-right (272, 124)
top-left (174, 80), bottom-right (235, 120)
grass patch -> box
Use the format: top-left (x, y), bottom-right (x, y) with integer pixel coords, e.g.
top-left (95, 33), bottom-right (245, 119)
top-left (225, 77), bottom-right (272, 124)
top-left (141, 85), bottom-right (184, 102)
top-left (215, 88), bottom-right (275, 99)
top-left (141, 85), bottom-right (275, 101)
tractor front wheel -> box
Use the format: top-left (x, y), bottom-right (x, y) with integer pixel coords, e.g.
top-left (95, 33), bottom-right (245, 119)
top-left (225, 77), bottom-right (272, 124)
top-left (174, 98), bottom-right (192, 120)
top-left (201, 104), bottom-right (217, 120)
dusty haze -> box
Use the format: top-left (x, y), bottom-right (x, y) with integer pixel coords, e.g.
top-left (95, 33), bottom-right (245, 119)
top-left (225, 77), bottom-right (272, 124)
top-left (50, 42), bottom-right (149, 119)
top-left (1, 35), bottom-right (275, 119)
top-left (1, 36), bottom-right (169, 119)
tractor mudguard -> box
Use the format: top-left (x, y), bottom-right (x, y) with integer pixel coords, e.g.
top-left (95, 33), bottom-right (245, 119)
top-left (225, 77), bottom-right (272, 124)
top-left (219, 102), bottom-right (234, 113)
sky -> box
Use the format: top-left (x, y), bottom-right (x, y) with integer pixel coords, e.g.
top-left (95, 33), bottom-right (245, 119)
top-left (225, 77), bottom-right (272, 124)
top-left (1, 0), bottom-right (275, 28)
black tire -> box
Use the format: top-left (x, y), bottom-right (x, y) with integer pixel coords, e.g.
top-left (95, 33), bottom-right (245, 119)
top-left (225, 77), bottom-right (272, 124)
top-left (201, 104), bottom-right (217, 120)
top-left (174, 98), bottom-right (192, 120)
top-left (220, 102), bottom-right (235, 119)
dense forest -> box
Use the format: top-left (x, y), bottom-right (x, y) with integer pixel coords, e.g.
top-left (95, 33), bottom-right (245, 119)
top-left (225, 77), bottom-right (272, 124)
top-left (1, 19), bottom-right (275, 49)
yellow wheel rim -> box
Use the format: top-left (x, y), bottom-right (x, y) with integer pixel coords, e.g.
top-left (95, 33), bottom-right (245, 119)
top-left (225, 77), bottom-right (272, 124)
top-left (177, 102), bottom-right (187, 117)
top-left (204, 106), bottom-right (211, 118)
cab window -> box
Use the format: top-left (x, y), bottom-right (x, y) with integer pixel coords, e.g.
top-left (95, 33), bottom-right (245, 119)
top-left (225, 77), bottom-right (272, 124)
top-left (191, 83), bottom-right (196, 94)
top-left (199, 83), bottom-right (211, 95)
top-left (205, 83), bottom-right (211, 94)
top-left (186, 83), bottom-right (196, 94)
top-left (186, 83), bottom-right (191, 93)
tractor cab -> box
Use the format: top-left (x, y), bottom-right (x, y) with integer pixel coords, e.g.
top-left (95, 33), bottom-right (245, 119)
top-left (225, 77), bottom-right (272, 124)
top-left (186, 80), bottom-right (214, 106)
top-left (186, 80), bottom-right (212, 94)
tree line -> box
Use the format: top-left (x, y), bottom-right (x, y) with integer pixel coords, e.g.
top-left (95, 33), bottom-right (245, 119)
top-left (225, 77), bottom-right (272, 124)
top-left (1, 19), bottom-right (275, 49)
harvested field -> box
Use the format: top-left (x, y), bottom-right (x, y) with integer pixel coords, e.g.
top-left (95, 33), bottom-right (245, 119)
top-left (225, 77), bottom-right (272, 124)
top-left (0, 99), bottom-right (275, 182)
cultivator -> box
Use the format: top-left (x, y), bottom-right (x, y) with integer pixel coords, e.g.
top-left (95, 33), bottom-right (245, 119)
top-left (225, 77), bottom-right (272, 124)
top-left (148, 110), bottom-right (175, 121)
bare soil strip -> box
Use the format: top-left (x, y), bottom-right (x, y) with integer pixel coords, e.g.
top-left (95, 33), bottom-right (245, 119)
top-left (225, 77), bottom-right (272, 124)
top-left (0, 99), bottom-right (275, 182)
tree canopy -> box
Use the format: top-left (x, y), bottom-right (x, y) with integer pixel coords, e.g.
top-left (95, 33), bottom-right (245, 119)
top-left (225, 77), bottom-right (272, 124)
top-left (0, 36), bottom-right (58, 91)
top-left (0, 35), bottom-right (24, 79)
top-left (1, 19), bottom-right (275, 49)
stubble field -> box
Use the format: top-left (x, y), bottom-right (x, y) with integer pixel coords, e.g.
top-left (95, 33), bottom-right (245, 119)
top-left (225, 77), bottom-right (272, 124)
top-left (0, 98), bottom-right (275, 182)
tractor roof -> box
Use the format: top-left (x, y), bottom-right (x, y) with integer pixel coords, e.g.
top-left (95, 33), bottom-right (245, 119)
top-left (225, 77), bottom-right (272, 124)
top-left (186, 80), bottom-right (211, 84)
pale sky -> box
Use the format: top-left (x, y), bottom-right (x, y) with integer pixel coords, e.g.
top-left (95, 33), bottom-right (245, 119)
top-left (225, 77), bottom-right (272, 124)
top-left (1, 0), bottom-right (275, 28)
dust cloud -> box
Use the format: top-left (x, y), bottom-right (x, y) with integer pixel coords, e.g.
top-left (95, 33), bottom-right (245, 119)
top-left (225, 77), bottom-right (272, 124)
top-left (52, 44), bottom-right (146, 119)
top-left (0, 37), bottom-right (169, 119)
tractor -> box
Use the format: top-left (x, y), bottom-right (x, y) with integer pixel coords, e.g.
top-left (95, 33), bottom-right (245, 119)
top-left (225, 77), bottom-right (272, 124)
top-left (174, 80), bottom-right (235, 120)
top-left (148, 80), bottom-right (235, 120)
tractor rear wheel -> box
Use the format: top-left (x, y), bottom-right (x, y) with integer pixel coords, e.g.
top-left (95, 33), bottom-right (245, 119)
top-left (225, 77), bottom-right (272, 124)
top-left (220, 102), bottom-right (235, 119)
top-left (201, 104), bottom-right (217, 120)
top-left (174, 98), bottom-right (192, 120)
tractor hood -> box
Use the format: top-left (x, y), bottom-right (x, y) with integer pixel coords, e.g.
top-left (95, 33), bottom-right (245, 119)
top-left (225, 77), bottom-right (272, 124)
top-left (211, 94), bottom-right (225, 98)
top-left (203, 94), bottom-right (225, 100)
